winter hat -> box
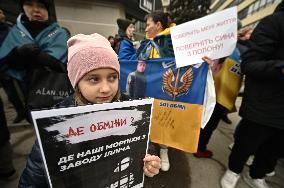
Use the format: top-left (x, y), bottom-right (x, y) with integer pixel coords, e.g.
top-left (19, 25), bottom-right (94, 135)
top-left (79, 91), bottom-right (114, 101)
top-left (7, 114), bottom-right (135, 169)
top-left (20, 0), bottom-right (50, 13)
top-left (117, 18), bottom-right (133, 31)
top-left (67, 33), bottom-right (120, 88)
top-left (117, 18), bottom-right (133, 37)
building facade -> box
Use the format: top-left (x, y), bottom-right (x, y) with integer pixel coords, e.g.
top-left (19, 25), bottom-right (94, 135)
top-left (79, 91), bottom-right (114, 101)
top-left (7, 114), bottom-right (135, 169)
top-left (210, 0), bottom-right (282, 27)
top-left (55, 0), bottom-right (162, 38)
top-left (0, 0), bottom-right (162, 38)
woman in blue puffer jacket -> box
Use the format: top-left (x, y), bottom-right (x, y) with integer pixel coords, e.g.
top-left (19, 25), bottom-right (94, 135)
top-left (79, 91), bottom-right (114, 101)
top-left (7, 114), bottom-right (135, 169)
top-left (116, 18), bottom-right (137, 60)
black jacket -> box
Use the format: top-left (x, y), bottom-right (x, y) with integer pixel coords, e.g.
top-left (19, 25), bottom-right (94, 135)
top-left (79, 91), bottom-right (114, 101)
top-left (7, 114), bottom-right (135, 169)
top-left (239, 10), bottom-right (284, 129)
top-left (0, 23), bottom-right (11, 146)
top-left (0, 97), bottom-right (10, 146)
top-left (19, 93), bottom-right (156, 187)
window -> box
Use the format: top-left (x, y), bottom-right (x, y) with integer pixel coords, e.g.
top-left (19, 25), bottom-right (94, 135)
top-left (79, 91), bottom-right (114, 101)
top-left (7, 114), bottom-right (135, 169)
top-left (259, 0), bottom-right (266, 7)
top-left (248, 4), bottom-right (254, 15)
top-left (228, 0), bottom-right (240, 7)
top-left (253, 0), bottom-right (260, 12)
top-left (211, 0), bottom-right (225, 12)
top-left (238, 7), bottom-right (249, 19)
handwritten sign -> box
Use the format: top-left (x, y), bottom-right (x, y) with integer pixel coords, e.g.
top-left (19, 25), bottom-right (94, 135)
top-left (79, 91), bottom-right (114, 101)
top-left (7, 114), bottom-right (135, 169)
top-left (171, 6), bottom-right (238, 68)
top-left (31, 99), bottom-right (153, 188)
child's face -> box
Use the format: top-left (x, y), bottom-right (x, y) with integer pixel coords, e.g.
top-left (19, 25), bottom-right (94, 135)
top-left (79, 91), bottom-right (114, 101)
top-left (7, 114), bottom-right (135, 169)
top-left (78, 68), bottom-right (119, 104)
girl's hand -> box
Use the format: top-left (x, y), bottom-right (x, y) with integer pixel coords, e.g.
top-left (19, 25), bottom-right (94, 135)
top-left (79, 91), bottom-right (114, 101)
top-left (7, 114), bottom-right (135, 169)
top-left (202, 56), bottom-right (214, 67)
top-left (143, 154), bottom-right (161, 177)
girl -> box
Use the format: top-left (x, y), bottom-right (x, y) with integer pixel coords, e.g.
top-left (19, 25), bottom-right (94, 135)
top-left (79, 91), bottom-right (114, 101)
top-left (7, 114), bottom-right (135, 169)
top-left (19, 33), bottom-right (161, 187)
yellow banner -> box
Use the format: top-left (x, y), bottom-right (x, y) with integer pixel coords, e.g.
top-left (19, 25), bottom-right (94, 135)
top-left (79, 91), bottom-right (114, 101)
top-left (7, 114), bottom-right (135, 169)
top-left (150, 99), bottom-right (203, 153)
top-left (214, 58), bottom-right (242, 112)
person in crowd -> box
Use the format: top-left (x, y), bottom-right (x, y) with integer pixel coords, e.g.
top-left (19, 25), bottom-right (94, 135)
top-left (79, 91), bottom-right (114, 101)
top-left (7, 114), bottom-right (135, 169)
top-left (220, 22), bottom-right (253, 125)
top-left (0, 8), bottom-right (11, 43)
top-left (138, 11), bottom-right (214, 171)
top-left (19, 33), bottom-right (161, 187)
top-left (126, 60), bottom-right (147, 99)
top-left (194, 19), bottom-right (251, 158)
top-left (221, 1), bottom-right (284, 188)
top-left (220, 20), bottom-right (251, 125)
top-left (0, 96), bottom-right (17, 181)
top-left (137, 11), bottom-right (175, 60)
top-left (229, 24), bottom-right (254, 155)
top-left (108, 35), bottom-right (115, 50)
top-left (0, 8), bottom-right (26, 124)
top-left (0, 8), bottom-right (17, 181)
top-left (0, 0), bottom-right (69, 113)
top-left (116, 18), bottom-right (137, 60)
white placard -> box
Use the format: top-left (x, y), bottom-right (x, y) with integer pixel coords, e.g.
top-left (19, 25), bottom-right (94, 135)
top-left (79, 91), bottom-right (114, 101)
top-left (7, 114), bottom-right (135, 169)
top-left (171, 7), bottom-right (238, 68)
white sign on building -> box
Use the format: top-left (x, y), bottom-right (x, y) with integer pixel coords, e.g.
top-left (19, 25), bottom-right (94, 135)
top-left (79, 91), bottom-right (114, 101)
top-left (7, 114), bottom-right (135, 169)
top-left (139, 0), bottom-right (155, 13)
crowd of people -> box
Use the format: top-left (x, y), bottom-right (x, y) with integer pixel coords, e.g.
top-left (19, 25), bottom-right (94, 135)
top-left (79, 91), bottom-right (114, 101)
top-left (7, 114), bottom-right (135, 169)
top-left (0, 0), bottom-right (283, 188)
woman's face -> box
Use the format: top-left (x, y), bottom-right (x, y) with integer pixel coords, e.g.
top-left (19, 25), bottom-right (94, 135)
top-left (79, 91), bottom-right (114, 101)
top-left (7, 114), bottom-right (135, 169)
top-left (23, 0), bottom-right (48, 21)
top-left (145, 17), bottom-right (162, 39)
top-left (126, 23), bottom-right (135, 39)
top-left (78, 68), bottom-right (119, 104)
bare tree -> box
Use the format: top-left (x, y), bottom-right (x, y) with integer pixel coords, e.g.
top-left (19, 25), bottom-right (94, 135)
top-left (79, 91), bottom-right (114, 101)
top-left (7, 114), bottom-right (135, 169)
top-left (169, 0), bottom-right (211, 24)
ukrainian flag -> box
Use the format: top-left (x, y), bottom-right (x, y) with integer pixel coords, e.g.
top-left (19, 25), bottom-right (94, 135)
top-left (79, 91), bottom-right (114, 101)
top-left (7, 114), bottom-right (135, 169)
top-left (120, 58), bottom-right (208, 152)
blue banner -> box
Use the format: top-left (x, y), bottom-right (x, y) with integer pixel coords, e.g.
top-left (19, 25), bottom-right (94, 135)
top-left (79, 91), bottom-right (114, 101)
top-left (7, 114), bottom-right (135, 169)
top-left (120, 58), bottom-right (208, 105)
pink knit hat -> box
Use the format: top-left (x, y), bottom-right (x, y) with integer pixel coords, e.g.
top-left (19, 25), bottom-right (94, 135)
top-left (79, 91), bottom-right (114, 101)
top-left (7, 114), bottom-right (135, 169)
top-left (67, 33), bottom-right (120, 88)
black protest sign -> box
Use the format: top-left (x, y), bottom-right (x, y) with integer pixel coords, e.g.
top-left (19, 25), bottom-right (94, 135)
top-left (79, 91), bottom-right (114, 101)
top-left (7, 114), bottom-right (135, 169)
top-left (32, 99), bottom-right (153, 188)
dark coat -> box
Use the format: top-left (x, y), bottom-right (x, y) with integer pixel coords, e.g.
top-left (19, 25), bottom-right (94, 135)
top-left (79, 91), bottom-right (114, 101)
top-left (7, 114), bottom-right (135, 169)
top-left (239, 10), bottom-right (284, 129)
top-left (0, 23), bottom-right (11, 146)
top-left (127, 71), bottom-right (147, 99)
top-left (237, 39), bottom-right (250, 56)
top-left (18, 93), bottom-right (156, 187)
top-left (0, 97), bottom-right (10, 146)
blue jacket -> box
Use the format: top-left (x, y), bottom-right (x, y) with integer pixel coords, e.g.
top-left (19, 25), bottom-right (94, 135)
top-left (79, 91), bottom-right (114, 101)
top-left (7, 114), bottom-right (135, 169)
top-left (118, 38), bottom-right (137, 60)
top-left (0, 14), bottom-right (68, 80)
